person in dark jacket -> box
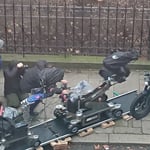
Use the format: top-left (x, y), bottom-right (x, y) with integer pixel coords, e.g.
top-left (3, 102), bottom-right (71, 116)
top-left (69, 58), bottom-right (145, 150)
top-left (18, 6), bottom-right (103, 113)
top-left (3, 60), bottom-right (27, 108)
top-left (20, 60), bottom-right (48, 116)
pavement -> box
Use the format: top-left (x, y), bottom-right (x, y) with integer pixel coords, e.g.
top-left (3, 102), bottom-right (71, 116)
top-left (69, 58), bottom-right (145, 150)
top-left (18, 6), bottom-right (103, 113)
top-left (1, 69), bottom-right (150, 145)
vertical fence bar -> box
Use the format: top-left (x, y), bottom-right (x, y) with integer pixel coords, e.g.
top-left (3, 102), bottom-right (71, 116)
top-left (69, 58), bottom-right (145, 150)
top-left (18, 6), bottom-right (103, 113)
top-left (21, 0), bottom-right (25, 57)
top-left (139, 1), bottom-right (144, 55)
top-left (13, 0), bottom-right (16, 52)
top-left (131, 0), bottom-right (136, 48)
top-left (115, 2), bottom-right (118, 48)
top-left (106, 1), bottom-right (110, 53)
top-left (38, 0), bottom-right (41, 52)
top-left (30, 0), bottom-right (33, 52)
top-left (47, 0), bottom-right (50, 51)
top-left (97, 2), bottom-right (101, 54)
top-left (4, 0), bottom-right (8, 51)
top-left (123, 3), bottom-right (127, 49)
top-left (72, 0), bottom-right (75, 51)
top-left (81, 0), bottom-right (84, 52)
top-left (146, 2), bottom-right (150, 59)
top-left (64, 0), bottom-right (67, 57)
top-left (89, 2), bottom-right (92, 50)
top-left (55, 2), bottom-right (58, 51)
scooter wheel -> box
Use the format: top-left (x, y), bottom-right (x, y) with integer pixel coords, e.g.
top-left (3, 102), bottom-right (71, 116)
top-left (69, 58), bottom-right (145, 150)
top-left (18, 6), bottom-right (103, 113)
top-left (112, 109), bottom-right (123, 119)
top-left (68, 125), bottom-right (79, 134)
top-left (54, 109), bottom-right (63, 118)
top-left (33, 140), bottom-right (41, 148)
top-left (130, 93), bottom-right (150, 120)
top-left (28, 135), bottom-right (41, 148)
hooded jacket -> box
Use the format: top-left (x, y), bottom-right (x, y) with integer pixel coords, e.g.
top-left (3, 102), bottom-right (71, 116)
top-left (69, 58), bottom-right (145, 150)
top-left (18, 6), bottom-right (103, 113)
top-left (20, 60), bottom-right (48, 93)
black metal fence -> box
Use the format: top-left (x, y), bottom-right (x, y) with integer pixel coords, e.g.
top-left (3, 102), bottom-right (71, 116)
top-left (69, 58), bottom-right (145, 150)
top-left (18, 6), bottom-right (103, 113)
top-left (0, 0), bottom-right (150, 57)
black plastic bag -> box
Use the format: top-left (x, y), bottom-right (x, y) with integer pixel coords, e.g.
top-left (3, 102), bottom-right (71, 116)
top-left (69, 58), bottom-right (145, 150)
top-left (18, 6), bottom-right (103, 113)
top-left (39, 67), bottom-right (64, 88)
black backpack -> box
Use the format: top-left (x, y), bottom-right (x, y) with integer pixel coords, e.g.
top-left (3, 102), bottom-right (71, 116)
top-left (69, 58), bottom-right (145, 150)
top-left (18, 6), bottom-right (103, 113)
top-left (39, 67), bottom-right (64, 88)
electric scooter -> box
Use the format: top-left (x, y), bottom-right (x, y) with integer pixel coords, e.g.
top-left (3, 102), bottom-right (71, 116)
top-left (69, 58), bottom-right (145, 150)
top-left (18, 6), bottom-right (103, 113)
top-left (53, 78), bottom-right (124, 133)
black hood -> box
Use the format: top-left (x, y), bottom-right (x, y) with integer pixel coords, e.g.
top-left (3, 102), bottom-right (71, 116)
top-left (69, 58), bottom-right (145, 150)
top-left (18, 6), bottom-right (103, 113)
top-left (8, 60), bottom-right (18, 70)
top-left (35, 60), bottom-right (48, 70)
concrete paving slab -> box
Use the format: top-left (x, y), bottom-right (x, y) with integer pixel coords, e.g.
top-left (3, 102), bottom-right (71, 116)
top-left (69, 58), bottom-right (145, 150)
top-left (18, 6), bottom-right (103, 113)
top-left (109, 134), bottom-right (150, 144)
top-left (72, 133), bottom-right (109, 143)
top-left (142, 120), bottom-right (150, 134)
top-left (113, 127), bottom-right (142, 134)
top-left (132, 119), bottom-right (142, 128)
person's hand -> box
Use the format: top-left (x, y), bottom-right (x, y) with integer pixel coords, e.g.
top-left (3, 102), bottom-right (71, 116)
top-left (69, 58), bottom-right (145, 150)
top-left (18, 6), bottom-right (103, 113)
top-left (17, 62), bottom-right (24, 68)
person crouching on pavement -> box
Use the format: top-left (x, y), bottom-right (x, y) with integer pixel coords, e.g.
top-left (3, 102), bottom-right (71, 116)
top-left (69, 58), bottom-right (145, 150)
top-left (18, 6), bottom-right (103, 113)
top-left (20, 60), bottom-right (48, 116)
top-left (3, 60), bottom-right (28, 108)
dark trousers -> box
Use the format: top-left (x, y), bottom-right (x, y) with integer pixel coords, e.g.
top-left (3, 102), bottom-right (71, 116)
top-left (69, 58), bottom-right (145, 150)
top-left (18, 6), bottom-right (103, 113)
top-left (29, 100), bottom-right (41, 115)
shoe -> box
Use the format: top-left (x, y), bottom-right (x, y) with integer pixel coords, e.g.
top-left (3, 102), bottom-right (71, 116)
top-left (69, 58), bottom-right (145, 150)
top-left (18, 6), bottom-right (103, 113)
top-left (30, 112), bottom-right (39, 117)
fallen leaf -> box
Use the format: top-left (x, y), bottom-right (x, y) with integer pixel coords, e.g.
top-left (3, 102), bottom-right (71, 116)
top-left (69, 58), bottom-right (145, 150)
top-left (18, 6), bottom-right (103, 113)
top-left (103, 144), bottom-right (109, 150)
top-left (94, 144), bottom-right (101, 150)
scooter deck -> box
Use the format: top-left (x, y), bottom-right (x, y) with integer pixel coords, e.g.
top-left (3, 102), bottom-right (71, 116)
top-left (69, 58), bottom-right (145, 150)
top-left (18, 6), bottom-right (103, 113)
top-left (6, 90), bottom-right (137, 150)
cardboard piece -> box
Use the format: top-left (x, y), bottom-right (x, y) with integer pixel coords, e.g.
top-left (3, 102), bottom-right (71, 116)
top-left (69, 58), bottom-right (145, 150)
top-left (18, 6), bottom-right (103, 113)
top-left (78, 128), bottom-right (94, 137)
top-left (36, 146), bottom-right (44, 150)
top-left (50, 137), bottom-right (72, 150)
top-left (101, 121), bottom-right (115, 128)
top-left (123, 115), bottom-right (133, 121)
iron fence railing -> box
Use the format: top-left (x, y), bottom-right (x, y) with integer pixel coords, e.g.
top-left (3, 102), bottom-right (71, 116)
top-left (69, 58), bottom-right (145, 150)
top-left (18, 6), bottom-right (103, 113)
top-left (0, 0), bottom-right (149, 57)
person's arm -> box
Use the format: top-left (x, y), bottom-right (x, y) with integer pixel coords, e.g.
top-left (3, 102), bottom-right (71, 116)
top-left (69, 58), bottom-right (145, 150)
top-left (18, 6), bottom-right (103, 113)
top-left (6, 62), bottom-right (24, 78)
top-left (6, 67), bottom-right (18, 78)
